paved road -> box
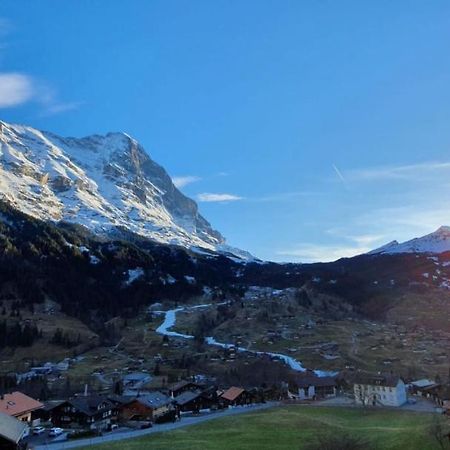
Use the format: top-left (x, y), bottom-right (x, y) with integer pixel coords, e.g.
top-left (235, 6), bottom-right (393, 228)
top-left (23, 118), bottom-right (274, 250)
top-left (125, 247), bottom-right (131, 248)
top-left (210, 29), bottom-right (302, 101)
top-left (31, 396), bottom-right (440, 449)
top-left (32, 402), bottom-right (280, 450)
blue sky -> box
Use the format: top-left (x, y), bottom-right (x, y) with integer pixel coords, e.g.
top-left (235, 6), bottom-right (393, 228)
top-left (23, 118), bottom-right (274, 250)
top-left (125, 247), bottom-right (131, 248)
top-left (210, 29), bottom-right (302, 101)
top-left (1, 1), bottom-right (450, 262)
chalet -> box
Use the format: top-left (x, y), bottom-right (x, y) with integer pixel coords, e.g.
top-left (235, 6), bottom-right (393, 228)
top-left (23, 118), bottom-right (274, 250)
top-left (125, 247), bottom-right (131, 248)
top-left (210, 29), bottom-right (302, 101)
top-left (0, 413), bottom-right (28, 450)
top-left (50, 396), bottom-right (114, 430)
top-left (220, 387), bottom-right (254, 407)
top-left (119, 392), bottom-right (173, 421)
top-left (294, 376), bottom-right (337, 400)
top-left (354, 374), bottom-right (407, 407)
top-left (107, 395), bottom-right (135, 422)
top-left (408, 381), bottom-right (449, 411)
top-left (0, 392), bottom-right (43, 424)
top-left (168, 380), bottom-right (203, 398)
top-left (32, 400), bottom-right (65, 423)
top-left (173, 387), bottom-right (218, 413)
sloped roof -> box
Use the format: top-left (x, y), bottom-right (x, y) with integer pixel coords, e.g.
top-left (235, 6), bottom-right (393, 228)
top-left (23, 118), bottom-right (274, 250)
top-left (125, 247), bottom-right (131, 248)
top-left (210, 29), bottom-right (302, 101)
top-left (355, 373), bottom-right (402, 388)
top-left (173, 390), bottom-right (203, 406)
top-left (169, 380), bottom-right (200, 392)
top-left (123, 373), bottom-right (151, 383)
top-left (42, 400), bottom-right (66, 412)
top-left (69, 396), bottom-right (114, 416)
top-left (221, 387), bottom-right (245, 402)
top-left (134, 392), bottom-right (171, 409)
top-left (107, 395), bottom-right (136, 406)
top-left (0, 392), bottom-right (43, 417)
top-left (410, 379), bottom-right (436, 388)
top-left (0, 412), bottom-right (27, 444)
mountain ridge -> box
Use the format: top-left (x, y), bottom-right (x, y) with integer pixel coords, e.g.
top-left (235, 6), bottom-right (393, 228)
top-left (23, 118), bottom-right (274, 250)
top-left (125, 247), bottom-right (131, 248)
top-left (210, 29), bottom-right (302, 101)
top-left (0, 120), bottom-right (240, 255)
top-left (369, 226), bottom-right (450, 255)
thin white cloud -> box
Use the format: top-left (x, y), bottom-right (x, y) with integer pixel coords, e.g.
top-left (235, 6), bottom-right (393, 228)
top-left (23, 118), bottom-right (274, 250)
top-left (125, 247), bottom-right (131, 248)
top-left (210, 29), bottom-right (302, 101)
top-left (0, 72), bottom-right (80, 115)
top-left (347, 234), bottom-right (386, 247)
top-left (0, 21), bottom-right (79, 115)
top-left (349, 161), bottom-right (450, 182)
top-left (356, 203), bottom-right (450, 237)
top-left (0, 73), bottom-right (33, 108)
top-left (35, 83), bottom-right (81, 116)
top-left (277, 232), bottom-right (386, 263)
top-left (172, 175), bottom-right (201, 188)
top-left (0, 17), bottom-right (12, 36)
top-left (250, 191), bottom-right (319, 202)
top-left (40, 100), bottom-right (82, 116)
top-left (197, 193), bottom-right (243, 203)
top-left (276, 243), bottom-right (372, 263)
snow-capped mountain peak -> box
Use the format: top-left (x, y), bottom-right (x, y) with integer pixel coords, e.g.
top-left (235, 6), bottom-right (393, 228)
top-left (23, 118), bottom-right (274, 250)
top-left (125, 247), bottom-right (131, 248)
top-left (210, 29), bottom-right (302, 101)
top-left (368, 240), bottom-right (399, 255)
top-left (369, 226), bottom-right (450, 255)
top-left (0, 120), bottom-right (228, 252)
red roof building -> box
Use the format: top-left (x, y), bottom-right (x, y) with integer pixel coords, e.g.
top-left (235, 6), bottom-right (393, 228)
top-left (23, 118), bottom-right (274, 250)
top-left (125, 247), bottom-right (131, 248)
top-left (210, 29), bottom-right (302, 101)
top-left (220, 387), bottom-right (254, 406)
top-left (0, 392), bottom-right (43, 423)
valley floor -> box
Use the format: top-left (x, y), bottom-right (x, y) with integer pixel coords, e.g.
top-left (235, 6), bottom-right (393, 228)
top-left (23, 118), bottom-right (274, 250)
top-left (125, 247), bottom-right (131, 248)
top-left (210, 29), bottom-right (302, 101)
top-left (44, 405), bottom-right (445, 450)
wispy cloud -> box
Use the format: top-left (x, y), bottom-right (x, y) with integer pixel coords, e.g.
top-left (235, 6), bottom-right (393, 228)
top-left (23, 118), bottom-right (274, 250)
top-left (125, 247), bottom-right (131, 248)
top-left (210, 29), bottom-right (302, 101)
top-left (348, 161), bottom-right (450, 182)
top-left (0, 73), bottom-right (80, 115)
top-left (0, 19), bottom-right (79, 115)
top-left (197, 193), bottom-right (243, 203)
top-left (277, 233), bottom-right (386, 263)
top-left (196, 190), bottom-right (316, 203)
top-left (250, 191), bottom-right (319, 202)
top-left (356, 203), bottom-right (450, 237)
top-left (0, 23), bottom-right (33, 109)
top-left (35, 83), bottom-right (82, 116)
top-left (0, 17), bottom-right (12, 37)
top-left (276, 243), bottom-right (371, 263)
top-left (0, 73), bottom-right (33, 107)
top-left (172, 175), bottom-right (202, 188)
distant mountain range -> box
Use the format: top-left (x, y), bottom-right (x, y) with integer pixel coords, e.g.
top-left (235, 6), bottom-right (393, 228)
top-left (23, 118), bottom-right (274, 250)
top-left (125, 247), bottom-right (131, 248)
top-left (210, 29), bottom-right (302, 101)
top-left (369, 226), bottom-right (450, 255)
top-left (0, 120), bottom-right (249, 259)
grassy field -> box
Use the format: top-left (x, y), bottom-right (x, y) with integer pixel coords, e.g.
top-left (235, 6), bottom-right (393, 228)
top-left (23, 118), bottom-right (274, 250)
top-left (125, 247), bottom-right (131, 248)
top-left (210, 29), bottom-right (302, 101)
top-left (79, 406), bottom-right (445, 450)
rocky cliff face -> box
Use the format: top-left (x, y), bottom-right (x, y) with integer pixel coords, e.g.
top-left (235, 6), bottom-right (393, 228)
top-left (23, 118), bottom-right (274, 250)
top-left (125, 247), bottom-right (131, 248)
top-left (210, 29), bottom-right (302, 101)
top-left (0, 120), bottom-right (225, 251)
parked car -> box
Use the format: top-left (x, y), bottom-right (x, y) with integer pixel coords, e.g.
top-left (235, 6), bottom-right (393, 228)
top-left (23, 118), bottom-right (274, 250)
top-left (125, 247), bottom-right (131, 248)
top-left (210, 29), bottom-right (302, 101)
top-left (107, 424), bottom-right (119, 431)
top-left (33, 426), bottom-right (46, 435)
top-left (49, 427), bottom-right (64, 437)
top-left (139, 422), bottom-right (152, 429)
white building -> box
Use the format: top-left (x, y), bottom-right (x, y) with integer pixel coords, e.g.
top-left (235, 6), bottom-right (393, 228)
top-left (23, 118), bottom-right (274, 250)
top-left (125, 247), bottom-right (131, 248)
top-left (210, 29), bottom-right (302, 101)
top-left (354, 374), bottom-right (407, 407)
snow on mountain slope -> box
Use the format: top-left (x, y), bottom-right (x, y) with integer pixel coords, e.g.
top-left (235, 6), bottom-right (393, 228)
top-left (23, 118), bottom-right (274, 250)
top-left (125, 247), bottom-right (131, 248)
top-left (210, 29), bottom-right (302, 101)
top-left (0, 120), bottom-right (230, 252)
top-left (369, 226), bottom-right (450, 255)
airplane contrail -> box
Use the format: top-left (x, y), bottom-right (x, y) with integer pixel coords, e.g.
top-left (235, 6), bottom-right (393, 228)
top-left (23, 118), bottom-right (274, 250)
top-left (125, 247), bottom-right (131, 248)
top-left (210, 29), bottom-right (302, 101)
top-left (332, 163), bottom-right (348, 188)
